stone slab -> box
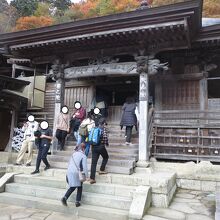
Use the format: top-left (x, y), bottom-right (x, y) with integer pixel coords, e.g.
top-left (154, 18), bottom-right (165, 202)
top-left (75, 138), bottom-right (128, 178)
top-left (186, 213), bottom-right (214, 220)
top-left (129, 186), bottom-right (151, 219)
top-left (143, 215), bottom-right (168, 220)
top-left (147, 207), bottom-right (186, 220)
top-left (0, 172), bottom-right (16, 192)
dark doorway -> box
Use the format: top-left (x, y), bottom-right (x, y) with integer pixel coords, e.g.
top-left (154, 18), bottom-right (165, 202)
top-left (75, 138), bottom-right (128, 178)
top-left (0, 109), bottom-right (12, 151)
top-left (96, 77), bottom-right (139, 106)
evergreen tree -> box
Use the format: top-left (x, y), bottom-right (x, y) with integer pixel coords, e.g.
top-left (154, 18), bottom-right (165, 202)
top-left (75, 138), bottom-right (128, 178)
top-left (11, 0), bottom-right (39, 17)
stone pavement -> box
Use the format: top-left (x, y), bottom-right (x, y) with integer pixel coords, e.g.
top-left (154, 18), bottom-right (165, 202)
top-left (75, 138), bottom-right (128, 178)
top-left (143, 189), bottom-right (215, 220)
top-left (0, 203), bottom-right (95, 220)
top-left (0, 189), bottom-right (215, 220)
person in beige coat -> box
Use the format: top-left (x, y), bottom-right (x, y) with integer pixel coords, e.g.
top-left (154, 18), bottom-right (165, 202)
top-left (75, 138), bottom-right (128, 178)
top-left (15, 114), bottom-right (39, 166)
top-left (55, 106), bottom-right (70, 151)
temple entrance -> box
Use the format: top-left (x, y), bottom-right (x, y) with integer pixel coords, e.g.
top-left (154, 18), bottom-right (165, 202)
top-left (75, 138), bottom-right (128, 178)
top-left (95, 76), bottom-right (139, 123)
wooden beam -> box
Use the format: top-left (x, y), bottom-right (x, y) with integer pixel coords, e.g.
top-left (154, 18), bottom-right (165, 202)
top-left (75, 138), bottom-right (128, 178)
top-left (14, 64), bottom-right (35, 72)
top-left (156, 72), bottom-right (206, 81)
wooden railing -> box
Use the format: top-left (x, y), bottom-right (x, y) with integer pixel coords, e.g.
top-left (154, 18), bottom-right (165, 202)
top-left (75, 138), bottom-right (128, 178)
top-left (152, 110), bottom-right (220, 162)
top-left (154, 110), bottom-right (220, 127)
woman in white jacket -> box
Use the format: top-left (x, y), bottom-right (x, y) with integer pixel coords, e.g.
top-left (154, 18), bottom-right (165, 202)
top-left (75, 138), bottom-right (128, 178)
top-left (61, 143), bottom-right (88, 207)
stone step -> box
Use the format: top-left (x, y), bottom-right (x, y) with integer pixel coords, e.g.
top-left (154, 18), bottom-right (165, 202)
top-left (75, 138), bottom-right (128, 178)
top-left (55, 151), bottom-right (138, 161)
top-left (108, 143), bottom-right (138, 147)
top-left (8, 166), bottom-right (176, 208)
top-left (5, 182), bottom-right (132, 210)
top-left (65, 137), bottom-right (139, 145)
top-left (64, 146), bottom-right (138, 155)
top-left (0, 192), bottom-right (128, 220)
top-left (46, 155), bottom-right (136, 167)
top-left (48, 161), bottom-right (134, 175)
top-left (65, 144), bottom-right (138, 151)
top-left (65, 142), bottom-right (139, 148)
top-left (14, 174), bottom-right (136, 198)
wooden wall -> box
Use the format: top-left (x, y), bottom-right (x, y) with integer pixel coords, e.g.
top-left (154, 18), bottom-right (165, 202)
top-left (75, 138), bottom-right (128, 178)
top-left (162, 80), bottom-right (200, 110)
top-left (64, 82), bottom-right (94, 114)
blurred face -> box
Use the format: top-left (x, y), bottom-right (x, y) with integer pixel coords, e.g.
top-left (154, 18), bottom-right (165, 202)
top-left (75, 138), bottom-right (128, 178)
top-left (74, 101), bottom-right (81, 110)
top-left (61, 106), bottom-right (69, 114)
top-left (40, 121), bottom-right (49, 130)
top-left (94, 107), bottom-right (100, 115)
top-left (28, 115), bottom-right (34, 122)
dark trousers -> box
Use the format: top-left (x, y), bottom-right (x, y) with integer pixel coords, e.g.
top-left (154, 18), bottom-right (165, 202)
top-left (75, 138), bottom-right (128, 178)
top-left (126, 126), bottom-right (133, 143)
top-left (36, 145), bottom-right (50, 170)
top-left (64, 186), bottom-right (82, 202)
top-left (56, 129), bottom-right (67, 150)
top-left (90, 145), bottom-right (109, 180)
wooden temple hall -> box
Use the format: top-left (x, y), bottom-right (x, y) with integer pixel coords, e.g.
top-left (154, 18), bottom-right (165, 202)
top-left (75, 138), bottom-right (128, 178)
top-left (0, 0), bottom-right (220, 164)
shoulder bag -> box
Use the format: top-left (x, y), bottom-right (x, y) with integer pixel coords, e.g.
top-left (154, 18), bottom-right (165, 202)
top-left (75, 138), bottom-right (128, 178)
top-left (72, 155), bottom-right (86, 182)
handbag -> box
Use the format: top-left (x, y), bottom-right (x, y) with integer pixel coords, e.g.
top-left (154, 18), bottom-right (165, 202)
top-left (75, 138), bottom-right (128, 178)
top-left (72, 156), bottom-right (86, 182)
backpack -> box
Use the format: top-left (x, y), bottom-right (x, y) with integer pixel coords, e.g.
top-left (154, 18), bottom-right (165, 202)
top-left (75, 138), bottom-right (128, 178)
top-left (78, 124), bottom-right (89, 137)
top-left (88, 127), bottom-right (102, 145)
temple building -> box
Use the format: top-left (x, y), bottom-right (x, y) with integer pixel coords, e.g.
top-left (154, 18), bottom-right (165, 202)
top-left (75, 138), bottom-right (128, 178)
top-left (0, 0), bottom-right (220, 164)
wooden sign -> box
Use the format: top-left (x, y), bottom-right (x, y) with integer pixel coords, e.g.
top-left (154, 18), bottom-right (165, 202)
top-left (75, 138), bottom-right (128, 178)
top-left (64, 62), bottom-right (137, 79)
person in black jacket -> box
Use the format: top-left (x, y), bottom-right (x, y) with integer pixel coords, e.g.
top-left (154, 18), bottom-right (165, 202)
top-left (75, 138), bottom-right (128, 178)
top-left (31, 121), bottom-right (53, 174)
top-left (120, 97), bottom-right (137, 145)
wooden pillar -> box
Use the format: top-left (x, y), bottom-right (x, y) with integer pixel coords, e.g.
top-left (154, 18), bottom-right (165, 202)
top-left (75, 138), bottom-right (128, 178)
top-left (51, 61), bottom-right (65, 153)
top-left (199, 77), bottom-right (208, 111)
top-left (136, 56), bottom-right (150, 167)
top-left (155, 80), bottom-right (162, 111)
top-left (12, 64), bottom-right (16, 78)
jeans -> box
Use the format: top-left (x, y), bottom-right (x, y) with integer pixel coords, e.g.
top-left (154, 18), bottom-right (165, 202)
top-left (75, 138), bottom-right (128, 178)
top-left (74, 131), bottom-right (79, 143)
top-left (64, 186), bottom-right (82, 202)
top-left (36, 144), bottom-right (50, 170)
top-left (56, 129), bottom-right (67, 150)
top-left (90, 145), bottom-right (109, 180)
top-left (125, 126), bottom-right (133, 143)
top-left (77, 134), bottom-right (87, 146)
top-left (85, 142), bottom-right (90, 156)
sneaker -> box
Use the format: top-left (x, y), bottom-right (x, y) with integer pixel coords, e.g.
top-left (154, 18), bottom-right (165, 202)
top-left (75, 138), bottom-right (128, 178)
top-left (89, 179), bottom-right (96, 184)
top-left (14, 163), bottom-right (22, 166)
top-left (75, 202), bottom-right (81, 207)
top-left (61, 197), bottom-right (67, 206)
top-left (31, 170), bottom-right (40, 175)
top-left (44, 165), bottom-right (50, 171)
top-left (98, 170), bottom-right (108, 175)
top-left (125, 142), bottom-right (130, 145)
top-left (26, 163), bottom-right (31, 166)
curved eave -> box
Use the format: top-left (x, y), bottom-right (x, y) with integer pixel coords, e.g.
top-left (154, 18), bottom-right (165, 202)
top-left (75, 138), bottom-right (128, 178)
top-left (0, 0), bottom-right (202, 50)
top-left (193, 24), bottom-right (220, 47)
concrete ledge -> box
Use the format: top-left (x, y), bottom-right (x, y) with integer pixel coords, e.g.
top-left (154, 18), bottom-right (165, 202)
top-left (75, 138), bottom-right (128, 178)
top-left (129, 186), bottom-right (151, 220)
top-left (151, 184), bottom-right (177, 208)
top-left (152, 161), bottom-right (220, 192)
top-left (0, 173), bottom-right (16, 193)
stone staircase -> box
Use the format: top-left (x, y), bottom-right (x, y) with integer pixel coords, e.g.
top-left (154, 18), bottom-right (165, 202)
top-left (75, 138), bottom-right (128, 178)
top-left (48, 124), bottom-right (139, 175)
top-left (0, 162), bottom-right (177, 220)
top-left (0, 124), bottom-right (179, 219)
top-left (1, 173), bottom-right (134, 220)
